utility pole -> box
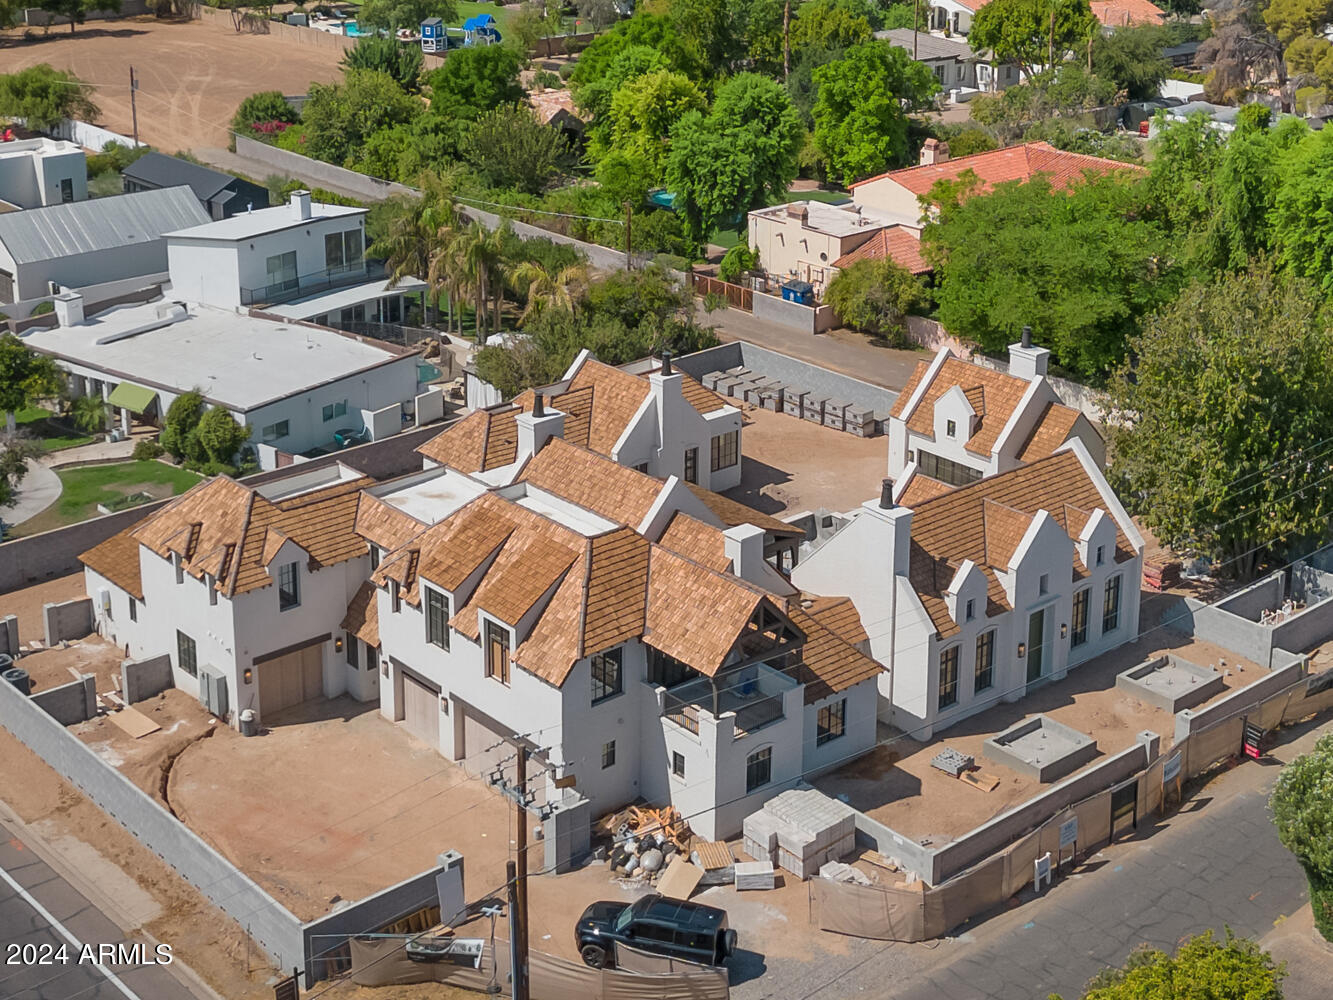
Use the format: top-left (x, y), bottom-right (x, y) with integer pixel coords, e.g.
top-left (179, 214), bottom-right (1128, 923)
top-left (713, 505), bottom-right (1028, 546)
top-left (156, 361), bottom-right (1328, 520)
top-left (506, 860), bottom-right (522, 1000)
top-left (129, 67), bottom-right (139, 148)
top-left (624, 201), bottom-right (633, 271)
top-left (783, 0), bottom-right (791, 81)
top-left (913, 0), bottom-right (919, 60)
top-left (513, 743), bottom-right (529, 1000)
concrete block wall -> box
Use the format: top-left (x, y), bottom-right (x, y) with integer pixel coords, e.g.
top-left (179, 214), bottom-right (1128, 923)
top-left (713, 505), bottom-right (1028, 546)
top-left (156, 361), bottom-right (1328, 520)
top-left (121, 654), bottom-right (174, 704)
top-left (1173, 652), bottom-right (1307, 742)
top-left (542, 793), bottom-right (591, 875)
top-left (0, 615), bottom-right (18, 659)
top-left (43, 598), bottom-right (93, 646)
top-left (851, 812), bottom-right (937, 884)
top-left (31, 675), bottom-right (97, 726)
top-left (0, 678), bottom-right (306, 970)
top-left (1270, 595), bottom-right (1333, 659)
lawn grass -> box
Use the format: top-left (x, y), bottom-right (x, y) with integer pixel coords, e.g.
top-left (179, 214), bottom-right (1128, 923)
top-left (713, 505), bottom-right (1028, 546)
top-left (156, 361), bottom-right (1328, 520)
top-left (14, 407), bottom-right (95, 452)
top-left (706, 228), bottom-right (743, 251)
top-left (11, 461), bottom-right (202, 537)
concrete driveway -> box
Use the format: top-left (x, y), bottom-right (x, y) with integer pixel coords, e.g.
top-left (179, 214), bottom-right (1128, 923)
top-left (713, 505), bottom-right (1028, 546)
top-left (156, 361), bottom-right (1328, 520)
top-left (4, 459), bottom-right (61, 527)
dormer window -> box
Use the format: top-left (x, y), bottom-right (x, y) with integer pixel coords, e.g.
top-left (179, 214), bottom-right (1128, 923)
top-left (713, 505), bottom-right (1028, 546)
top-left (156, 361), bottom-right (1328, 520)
top-left (965, 598), bottom-right (975, 622)
top-left (390, 580), bottom-right (402, 613)
top-left (1039, 573), bottom-right (1049, 596)
top-left (174, 554), bottom-right (184, 585)
top-left (278, 561), bottom-right (300, 611)
top-left (485, 620), bottom-right (511, 685)
top-left (1096, 544), bottom-right (1105, 567)
top-left (425, 588), bottom-right (450, 650)
top-left (946, 419), bottom-right (957, 438)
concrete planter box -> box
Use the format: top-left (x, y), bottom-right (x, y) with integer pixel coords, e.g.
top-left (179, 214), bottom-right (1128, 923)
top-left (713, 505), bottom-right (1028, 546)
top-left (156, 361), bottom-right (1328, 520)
top-left (1116, 655), bottom-right (1224, 713)
top-left (984, 714), bottom-right (1098, 782)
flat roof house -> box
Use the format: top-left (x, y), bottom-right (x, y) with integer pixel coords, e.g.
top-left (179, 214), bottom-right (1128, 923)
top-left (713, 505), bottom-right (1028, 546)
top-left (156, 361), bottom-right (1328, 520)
top-left (21, 291), bottom-right (424, 465)
top-left (0, 137), bottom-right (87, 212)
top-left (0, 185), bottom-right (207, 304)
top-left (887, 335), bottom-right (1105, 495)
top-left (121, 151), bottom-right (270, 220)
top-left (165, 191), bottom-right (425, 331)
top-left (792, 442), bottom-right (1144, 741)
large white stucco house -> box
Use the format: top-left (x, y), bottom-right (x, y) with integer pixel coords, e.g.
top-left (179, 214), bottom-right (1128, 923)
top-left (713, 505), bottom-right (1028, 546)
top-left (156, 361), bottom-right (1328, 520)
top-left (81, 464), bottom-right (380, 727)
top-left (887, 336), bottom-right (1106, 495)
top-left (165, 191), bottom-right (425, 329)
top-left (792, 442), bottom-right (1144, 741)
top-left (352, 429), bottom-right (883, 840)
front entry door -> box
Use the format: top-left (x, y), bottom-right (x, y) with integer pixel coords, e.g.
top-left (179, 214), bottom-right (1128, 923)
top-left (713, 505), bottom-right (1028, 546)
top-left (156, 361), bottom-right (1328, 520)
top-left (1026, 608), bottom-right (1045, 684)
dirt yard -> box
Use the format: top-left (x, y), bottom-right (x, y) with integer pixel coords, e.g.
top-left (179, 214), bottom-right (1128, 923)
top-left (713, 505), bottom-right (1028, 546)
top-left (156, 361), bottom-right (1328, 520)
top-left (0, 17), bottom-right (344, 151)
top-left (723, 405), bottom-right (885, 517)
top-left (1, 571), bottom-right (87, 644)
top-left (815, 614), bottom-right (1264, 843)
top-left (17, 634), bottom-right (124, 694)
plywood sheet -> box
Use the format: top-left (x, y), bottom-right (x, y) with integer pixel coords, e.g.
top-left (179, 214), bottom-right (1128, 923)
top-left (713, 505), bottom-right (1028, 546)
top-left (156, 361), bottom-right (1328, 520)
top-left (108, 706), bottom-right (160, 739)
top-left (656, 857), bottom-right (704, 901)
top-left (692, 841), bottom-right (734, 871)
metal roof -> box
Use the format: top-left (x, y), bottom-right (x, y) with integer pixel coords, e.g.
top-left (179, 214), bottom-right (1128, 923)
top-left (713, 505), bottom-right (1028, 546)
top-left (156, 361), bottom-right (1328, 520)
top-left (120, 152), bottom-right (236, 202)
top-left (0, 186), bottom-right (209, 265)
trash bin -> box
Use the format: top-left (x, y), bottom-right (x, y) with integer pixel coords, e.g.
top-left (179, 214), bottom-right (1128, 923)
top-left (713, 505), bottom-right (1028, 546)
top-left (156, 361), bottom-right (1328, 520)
top-left (239, 708), bottom-right (258, 737)
top-left (3, 665), bottom-right (32, 696)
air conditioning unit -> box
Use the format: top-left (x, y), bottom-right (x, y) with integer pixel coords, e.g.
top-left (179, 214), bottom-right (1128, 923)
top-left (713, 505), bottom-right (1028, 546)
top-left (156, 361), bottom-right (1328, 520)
top-left (98, 588), bottom-right (111, 616)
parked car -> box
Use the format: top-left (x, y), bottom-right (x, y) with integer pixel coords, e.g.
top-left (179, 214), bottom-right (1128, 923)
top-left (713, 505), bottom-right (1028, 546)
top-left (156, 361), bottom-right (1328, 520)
top-left (574, 893), bottom-right (737, 969)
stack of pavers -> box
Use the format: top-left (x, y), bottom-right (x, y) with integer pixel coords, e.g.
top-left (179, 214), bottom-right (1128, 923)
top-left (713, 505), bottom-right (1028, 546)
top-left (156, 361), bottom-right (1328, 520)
top-left (702, 367), bottom-right (882, 436)
top-left (931, 747), bottom-right (974, 778)
top-left (742, 788), bottom-right (857, 880)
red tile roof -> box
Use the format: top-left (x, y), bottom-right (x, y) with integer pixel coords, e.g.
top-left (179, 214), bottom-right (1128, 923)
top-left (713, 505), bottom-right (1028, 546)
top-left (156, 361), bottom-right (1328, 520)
top-left (851, 141), bottom-right (1143, 198)
top-left (833, 226), bottom-right (932, 274)
top-left (1089, 0), bottom-right (1165, 26)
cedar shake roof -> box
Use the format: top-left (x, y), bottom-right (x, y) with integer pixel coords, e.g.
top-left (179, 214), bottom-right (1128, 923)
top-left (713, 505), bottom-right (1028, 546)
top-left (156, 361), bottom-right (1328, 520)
top-left (479, 536), bottom-right (579, 626)
top-left (889, 361), bottom-right (930, 420)
top-left (898, 472), bottom-right (956, 507)
top-left (804, 596), bottom-right (869, 647)
top-left (355, 492), bottom-right (427, 552)
top-left (684, 483), bottom-right (805, 538)
top-left (833, 226), bottom-right (932, 274)
top-left (579, 528), bottom-right (651, 656)
top-left (898, 358), bottom-right (1033, 456)
top-left (851, 141), bottom-right (1143, 198)
top-left (786, 600), bottom-right (883, 704)
top-left (658, 512), bottom-right (732, 572)
top-left (341, 581), bottom-right (380, 647)
top-left (118, 474), bottom-right (370, 598)
top-left (1016, 402), bottom-right (1085, 463)
top-left (417, 356), bottom-right (728, 471)
top-left (80, 528), bottom-right (144, 600)
top-left (1090, 0), bottom-right (1165, 26)
top-left (907, 450), bottom-right (1137, 637)
top-left (516, 437), bottom-right (665, 528)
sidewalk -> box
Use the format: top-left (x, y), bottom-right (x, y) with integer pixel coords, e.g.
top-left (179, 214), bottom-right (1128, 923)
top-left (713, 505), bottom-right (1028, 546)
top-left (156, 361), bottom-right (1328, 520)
top-left (40, 436), bottom-right (140, 468)
top-left (1260, 904), bottom-right (1331, 1000)
top-left (702, 304), bottom-right (927, 392)
top-left (3, 459), bottom-right (61, 525)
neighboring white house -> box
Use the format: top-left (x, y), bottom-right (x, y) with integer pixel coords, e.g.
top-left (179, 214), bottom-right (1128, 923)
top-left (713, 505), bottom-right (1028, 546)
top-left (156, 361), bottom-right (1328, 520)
top-left (355, 435), bottom-right (883, 839)
top-left (165, 191), bottom-right (426, 328)
top-left (0, 137), bottom-right (87, 212)
top-left (81, 464), bottom-right (380, 728)
top-left (875, 28), bottom-right (1021, 94)
top-left (791, 441), bottom-right (1144, 741)
top-left (21, 290), bottom-right (425, 465)
top-left (0, 185), bottom-right (207, 304)
top-left (886, 336), bottom-right (1106, 495)
top-left (422, 351), bottom-right (747, 494)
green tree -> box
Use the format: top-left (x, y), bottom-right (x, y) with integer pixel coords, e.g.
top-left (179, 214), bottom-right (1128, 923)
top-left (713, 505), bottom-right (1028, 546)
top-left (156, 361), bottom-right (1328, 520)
top-left (368, 173), bottom-right (463, 326)
top-left (666, 73), bottom-right (804, 240)
top-left (1054, 931), bottom-right (1285, 1000)
top-left (1107, 264), bottom-right (1333, 579)
top-left (569, 14), bottom-right (707, 93)
top-left (510, 258), bottom-right (591, 323)
top-left (229, 90), bottom-right (299, 151)
top-left (357, 0), bottom-right (456, 31)
top-left (37, 0), bottom-right (120, 34)
top-left (1273, 125), bottom-right (1333, 295)
top-left (1271, 731), bottom-right (1333, 940)
top-left (1263, 0), bottom-right (1333, 46)
top-left (924, 172), bottom-right (1169, 378)
top-left (0, 0), bottom-right (22, 29)
top-left (971, 64), bottom-right (1117, 143)
top-left (824, 258), bottom-right (924, 341)
top-left (65, 394), bottom-right (107, 434)
top-left (303, 70), bottom-right (421, 166)
top-left (463, 104), bottom-right (576, 195)
top-left (718, 241), bottom-right (758, 283)
top-left (648, 0), bottom-right (746, 74)
top-left (595, 149), bottom-right (656, 208)
top-left (605, 69), bottom-right (707, 180)
top-left (790, 0), bottom-right (874, 51)
top-left (343, 35), bottom-right (426, 92)
top-left (159, 390), bottom-right (205, 463)
top-left (1143, 113), bottom-right (1228, 241)
top-left (969, 0), bottom-right (1097, 80)
top-left (195, 407), bottom-right (249, 468)
top-left (0, 65), bottom-right (99, 130)
top-left (0, 436), bottom-right (40, 513)
top-left (937, 125), bottom-right (998, 158)
top-left (427, 46), bottom-right (524, 119)
top-left (0, 336), bottom-right (61, 427)
top-left (1092, 24), bottom-right (1172, 101)
top-left (811, 41), bottom-right (938, 186)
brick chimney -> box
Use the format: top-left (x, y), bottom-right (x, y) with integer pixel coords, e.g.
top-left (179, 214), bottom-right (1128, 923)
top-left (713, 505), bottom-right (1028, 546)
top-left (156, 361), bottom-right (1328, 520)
top-left (919, 138), bottom-right (951, 166)
top-left (787, 202), bottom-right (809, 223)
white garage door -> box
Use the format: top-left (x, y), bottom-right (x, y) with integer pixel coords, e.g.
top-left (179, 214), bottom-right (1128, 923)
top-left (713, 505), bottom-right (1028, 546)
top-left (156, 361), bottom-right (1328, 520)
top-left (258, 645), bottom-right (323, 718)
top-left (401, 672), bottom-right (440, 747)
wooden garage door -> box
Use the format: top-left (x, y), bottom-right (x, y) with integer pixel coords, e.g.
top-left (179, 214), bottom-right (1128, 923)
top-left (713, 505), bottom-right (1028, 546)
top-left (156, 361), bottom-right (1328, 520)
top-left (402, 673), bottom-right (439, 747)
top-left (258, 645), bottom-right (324, 717)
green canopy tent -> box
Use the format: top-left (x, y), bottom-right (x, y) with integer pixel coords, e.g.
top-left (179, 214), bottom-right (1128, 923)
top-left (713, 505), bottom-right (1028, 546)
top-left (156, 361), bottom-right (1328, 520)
top-left (106, 382), bottom-right (158, 414)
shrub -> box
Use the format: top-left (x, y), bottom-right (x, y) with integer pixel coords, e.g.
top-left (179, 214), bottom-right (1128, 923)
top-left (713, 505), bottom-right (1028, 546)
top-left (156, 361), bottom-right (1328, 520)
top-left (86, 141), bottom-right (150, 177)
top-left (718, 242), bottom-right (758, 284)
top-left (824, 258), bottom-right (925, 342)
top-left (159, 390), bottom-right (204, 461)
top-left (230, 90), bottom-right (299, 151)
top-left (132, 439), bottom-right (165, 461)
top-left (1271, 731), bottom-right (1333, 941)
top-left (195, 407), bottom-right (249, 467)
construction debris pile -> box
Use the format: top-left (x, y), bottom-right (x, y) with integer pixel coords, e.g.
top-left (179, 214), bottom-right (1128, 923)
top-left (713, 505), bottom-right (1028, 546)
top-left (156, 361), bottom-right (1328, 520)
top-left (600, 806), bottom-right (691, 883)
top-left (743, 788), bottom-right (857, 880)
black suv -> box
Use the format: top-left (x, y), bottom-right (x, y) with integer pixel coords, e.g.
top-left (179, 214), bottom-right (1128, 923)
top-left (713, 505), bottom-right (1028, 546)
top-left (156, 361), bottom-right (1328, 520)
top-left (574, 893), bottom-right (737, 969)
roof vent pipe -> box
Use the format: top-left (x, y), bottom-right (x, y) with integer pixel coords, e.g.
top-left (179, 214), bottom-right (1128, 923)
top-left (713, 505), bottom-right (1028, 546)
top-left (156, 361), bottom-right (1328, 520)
top-left (661, 350), bottom-right (673, 376)
top-left (1021, 325), bottom-right (1032, 349)
top-left (532, 392), bottom-right (545, 418)
top-left (880, 478), bottom-right (895, 509)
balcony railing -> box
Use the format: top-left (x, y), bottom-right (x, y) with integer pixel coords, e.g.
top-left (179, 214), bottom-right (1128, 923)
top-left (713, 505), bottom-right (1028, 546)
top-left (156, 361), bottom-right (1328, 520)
top-left (660, 662), bottom-right (798, 739)
top-left (241, 260), bottom-right (386, 308)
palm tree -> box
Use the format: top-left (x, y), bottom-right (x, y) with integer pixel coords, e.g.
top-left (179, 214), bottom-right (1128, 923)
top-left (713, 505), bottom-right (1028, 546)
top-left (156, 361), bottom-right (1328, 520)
top-left (66, 394), bottom-right (108, 434)
top-left (368, 172), bottom-right (461, 328)
top-left (447, 222), bottom-right (512, 344)
top-left (510, 259), bottom-right (590, 324)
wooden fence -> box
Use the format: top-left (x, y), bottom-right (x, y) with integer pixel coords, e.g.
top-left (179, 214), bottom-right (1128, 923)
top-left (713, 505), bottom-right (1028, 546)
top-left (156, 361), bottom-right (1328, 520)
top-left (689, 272), bottom-right (753, 312)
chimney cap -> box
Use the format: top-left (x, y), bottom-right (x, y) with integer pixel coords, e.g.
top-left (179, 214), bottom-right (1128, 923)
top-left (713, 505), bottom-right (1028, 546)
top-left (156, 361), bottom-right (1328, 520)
top-left (880, 478), bottom-right (895, 509)
top-left (660, 350), bottom-right (673, 376)
top-left (532, 391), bottom-right (545, 418)
top-left (1021, 325), bottom-right (1032, 349)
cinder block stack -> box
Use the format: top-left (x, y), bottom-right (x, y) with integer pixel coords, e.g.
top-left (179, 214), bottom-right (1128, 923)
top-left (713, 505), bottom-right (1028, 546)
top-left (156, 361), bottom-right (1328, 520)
top-left (742, 788), bottom-right (857, 880)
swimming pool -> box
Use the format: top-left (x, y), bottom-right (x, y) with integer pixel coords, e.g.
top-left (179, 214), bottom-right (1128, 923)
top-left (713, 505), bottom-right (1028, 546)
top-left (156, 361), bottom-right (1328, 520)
top-left (344, 20), bottom-right (374, 36)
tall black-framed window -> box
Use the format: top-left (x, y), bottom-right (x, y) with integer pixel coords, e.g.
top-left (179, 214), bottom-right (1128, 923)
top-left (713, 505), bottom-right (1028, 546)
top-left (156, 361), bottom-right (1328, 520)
top-left (485, 620), bottom-right (511, 684)
top-left (710, 431), bottom-right (738, 471)
top-left (917, 449), bottom-right (983, 487)
top-left (176, 630), bottom-right (198, 678)
top-left (278, 561), bottom-right (300, 611)
top-left (746, 747), bottom-right (772, 792)
top-left (647, 647), bottom-right (692, 688)
top-left (684, 447), bottom-right (699, 484)
top-left (346, 632), bottom-right (358, 668)
top-left (590, 648), bottom-right (623, 704)
top-left (975, 630), bottom-right (995, 691)
top-left (816, 699), bottom-right (846, 746)
top-left (602, 740), bottom-right (616, 769)
top-left (426, 588), bottom-right (450, 650)
top-left (1071, 588), bottom-right (1090, 647)
top-left (1103, 575), bottom-right (1122, 634)
top-left (672, 751), bottom-right (686, 778)
top-left (938, 645), bottom-right (959, 709)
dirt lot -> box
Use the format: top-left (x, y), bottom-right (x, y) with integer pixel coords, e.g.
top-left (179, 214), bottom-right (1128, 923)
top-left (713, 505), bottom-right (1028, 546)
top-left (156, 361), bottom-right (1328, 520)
top-left (0, 17), bottom-right (344, 151)
top-left (1, 571), bottom-right (88, 644)
top-left (19, 633), bottom-right (123, 692)
top-left (75, 688), bottom-right (221, 800)
top-left (723, 404), bottom-right (886, 517)
top-left (815, 606), bottom-right (1264, 844)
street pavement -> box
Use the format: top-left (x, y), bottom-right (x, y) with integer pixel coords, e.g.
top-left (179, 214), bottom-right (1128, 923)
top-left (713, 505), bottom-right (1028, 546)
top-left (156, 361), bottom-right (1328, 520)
top-left (740, 719), bottom-right (1328, 1000)
top-left (0, 820), bottom-right (202, 1000)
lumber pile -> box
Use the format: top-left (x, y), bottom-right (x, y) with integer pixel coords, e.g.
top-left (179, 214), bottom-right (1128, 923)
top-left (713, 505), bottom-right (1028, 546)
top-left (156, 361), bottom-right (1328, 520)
top-left (1143, 560), bottom-right (1182, 593)
top-left (600, 804), bottom-right (695, 887)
